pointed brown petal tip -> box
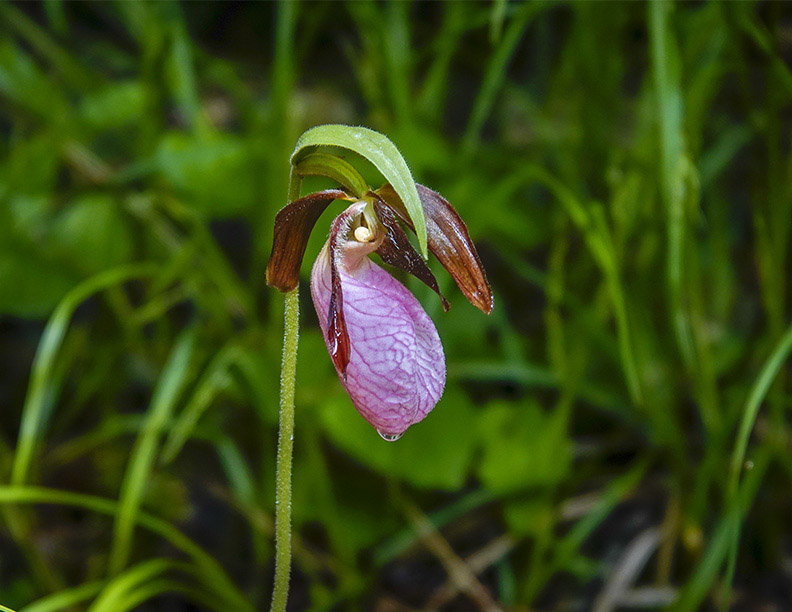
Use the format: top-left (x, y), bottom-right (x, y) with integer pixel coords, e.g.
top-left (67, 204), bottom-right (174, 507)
top-left (266, 189), bottom-right (351, 292)
top-left (372, 197), bottom-right (450, 312)
top-left (376, 184), bottom-right (493, 314)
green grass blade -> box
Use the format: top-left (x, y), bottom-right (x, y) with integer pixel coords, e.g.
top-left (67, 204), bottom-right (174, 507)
top-left (648, 0), bottom-right (697, 375)
top-left (166, 8), bottom-right (208, 135)
top-left (522, 459), bottom-right (650, 602)
top-left (20, 582), bottom-right (103, 612)
top-left (43, 0), bottom-right (67, 34)
top-left (460, 1), bottom-right (539, 159)
top-left (448, 361), bottom-right (629, 416)
top-left (89, 559), bottom-right (187, 612)
top-left (382, 0), bottom-right (412, 127)
top-left (728, 321), bottom-right (792, 500)
top-left (11, 263), bottom-right (158, 487)
top-left (417, 1), bottom-right (467, 120)
top-left (674, 451), bottom-right (770, 612)
top-left (290, 124), bottom-right (428, 258)
top-left (555, 459), bottom-right (649, 565)
top-left (0, 486), bottom-right (253, 612)
top-left (0, 2), bottom-right (95, 90)
top-left (721, 321), bottom-right (792, 599)
top-left (510, 165), bottom-right (643, 407)
top-left (108, 327), bottom-right (197, 574)
top-left (46, 413), bottom-right (260, 512)
top-left (114, 579), bottom-right (234, 612)
top-left (489, 0), bottom-right (507, 43)
top-left (214, 436), bottom-right (258, 507)
top-left (160, 344), bottom-right (242, 464)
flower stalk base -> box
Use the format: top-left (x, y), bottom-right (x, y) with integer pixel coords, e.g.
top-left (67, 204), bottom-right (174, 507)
top-left (270, 287), bottom-right (299, 612)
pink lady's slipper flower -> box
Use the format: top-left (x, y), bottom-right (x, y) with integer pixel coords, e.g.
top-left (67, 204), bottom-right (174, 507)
top-left (266, 183), bottom-right (492, 439)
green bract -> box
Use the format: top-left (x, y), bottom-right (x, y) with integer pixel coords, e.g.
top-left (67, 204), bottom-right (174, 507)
top-left (290, 125), bottom-right (429, 259)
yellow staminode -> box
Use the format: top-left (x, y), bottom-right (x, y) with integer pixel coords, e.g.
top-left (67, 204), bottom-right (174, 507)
top-left (354, 226), bottom-right (374, 242)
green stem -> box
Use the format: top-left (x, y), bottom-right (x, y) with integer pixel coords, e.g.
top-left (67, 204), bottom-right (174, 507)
top-left (269, 144), bottom-right (366, 611)
top-left (270, 287), bottom-right (300, 612)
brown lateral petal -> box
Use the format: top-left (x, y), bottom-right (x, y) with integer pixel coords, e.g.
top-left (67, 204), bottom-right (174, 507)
top-left (326, 205), bottom-right (369, 376)
top-left (372, 197), bottom-right (450, 312)
top-left (376, 183), bottom-right (493, 314)
top-left (266, 189), bottom-right (351, 292)
top-left (327, 251), bottom-right (351, 377)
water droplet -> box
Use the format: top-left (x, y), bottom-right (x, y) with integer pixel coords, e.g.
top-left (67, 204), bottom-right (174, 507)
top-left (378, 430), bottom-right (403, 442)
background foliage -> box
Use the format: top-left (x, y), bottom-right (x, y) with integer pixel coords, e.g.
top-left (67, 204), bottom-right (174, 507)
top-left (1, 1), bottom-right (792, 610)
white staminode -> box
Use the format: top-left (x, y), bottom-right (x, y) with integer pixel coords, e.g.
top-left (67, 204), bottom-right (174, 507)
top-left (354, 225), bottom-right (373, 242)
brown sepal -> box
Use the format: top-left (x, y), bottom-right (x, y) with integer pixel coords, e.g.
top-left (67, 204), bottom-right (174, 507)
top-left (376, 183), bottom-right (493, 314)
top-left (371, 196), bottom-right (450, 312)
top-left (266, 189), bottom-right (351, 292)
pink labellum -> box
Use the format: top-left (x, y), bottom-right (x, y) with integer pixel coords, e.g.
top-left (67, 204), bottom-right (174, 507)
top-left (311, 203), bottom-right (446, 438)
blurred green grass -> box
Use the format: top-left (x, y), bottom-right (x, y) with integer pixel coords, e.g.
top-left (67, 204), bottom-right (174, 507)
top-left (1, 1), bottom-right (792, 610)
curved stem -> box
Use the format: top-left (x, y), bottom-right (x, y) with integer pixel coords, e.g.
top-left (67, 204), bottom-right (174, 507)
top-left (728, 321), bottom-right (792, 497)
top-left (721, 320), bottom-right (792, 603)
top-left (270, 287), bottom-right (300, 612)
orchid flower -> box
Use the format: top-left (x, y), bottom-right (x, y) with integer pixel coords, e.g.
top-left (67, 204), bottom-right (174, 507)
top-left (267, 182), bottom-right (491, 439)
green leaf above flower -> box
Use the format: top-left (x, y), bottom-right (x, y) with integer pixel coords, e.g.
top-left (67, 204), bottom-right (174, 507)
top-left (290, 124), bottom-right (428, 259)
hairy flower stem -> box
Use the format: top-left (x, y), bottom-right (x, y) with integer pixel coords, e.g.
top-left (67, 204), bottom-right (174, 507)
top-left (270, 168), bottom-right (303, 612)
top-left (270, 287), bottom-right (299, 612)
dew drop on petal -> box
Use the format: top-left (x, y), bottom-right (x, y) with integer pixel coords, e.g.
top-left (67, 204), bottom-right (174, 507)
top-left (377, 430), bottom-right (403, 442)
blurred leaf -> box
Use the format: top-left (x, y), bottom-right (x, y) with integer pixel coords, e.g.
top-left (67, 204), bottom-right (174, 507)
top-left (0, 196), bottom-right (76, 317)
top-left (80, 81), bottom-right (150, 130)
top-left (164, 11), bottom-right (208, 135)
top-left (154, 132), bottom-right (254, 216)
top-left (477, 400), bottom-right (571, 494)
top-left (503, 497), bottom-right (554, 539)
top-left (452, 172), bottom-right (546, 248)
top-left (0, 40), bottom-right (69, 123)
top-left (51, 195), bottom-right (134, 275)
top-left (0, 194), bottom-right (135, 316)
top-left (0, 2), bottom-right (94, 90)
top-left (318, 387), bottom-right (477, 490)
top-left (0, 133), bottom-right (61, 195)
top-left (0, 252), bottom-right (75, 318)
